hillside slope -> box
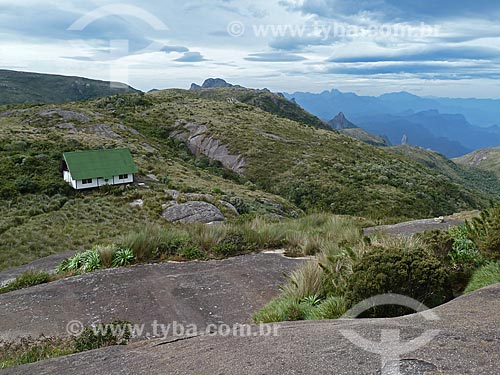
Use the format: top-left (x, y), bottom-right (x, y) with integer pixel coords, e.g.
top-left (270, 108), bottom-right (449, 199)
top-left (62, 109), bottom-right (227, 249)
top-left (189, 85), bottom-right (330, 130)
top-left (0, 90), bottom-right (496, 270)
top-left (0, 70), bottom-right (140, 105)
top-left (390, 145), bottom-right (499, 195)
top-left (143, 90), bottom-right (492, 218)
top-left (455, 147), bottom-right (500, 178)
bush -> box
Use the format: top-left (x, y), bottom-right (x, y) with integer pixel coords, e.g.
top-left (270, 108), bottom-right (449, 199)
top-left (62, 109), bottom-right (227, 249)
top-left (448, 226), bottom-right (481, 265)
top-left (346, 246), bottom-right (451, 317)
top-left (464, 262), bottom-right (500, 293)
top-left (74, 320), bottom-right (131, 353)
top-left (178, 244), bottom-right (203, 260)
top-left (466, 204), bottom-right (500, 261)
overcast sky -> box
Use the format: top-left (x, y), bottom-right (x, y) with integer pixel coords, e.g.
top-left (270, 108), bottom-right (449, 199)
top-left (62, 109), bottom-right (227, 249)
top-left (1, 0), bottom-right (500, 97)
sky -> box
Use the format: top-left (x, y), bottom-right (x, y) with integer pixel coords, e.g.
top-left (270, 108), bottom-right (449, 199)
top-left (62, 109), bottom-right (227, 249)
top-left (1, 0), bottom-right (500, 97)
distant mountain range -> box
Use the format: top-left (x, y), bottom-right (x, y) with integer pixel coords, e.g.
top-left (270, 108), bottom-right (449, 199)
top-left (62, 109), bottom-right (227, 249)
top-left (0, 70), bottom-right (140, 106)
top-left (285, 89), bottom-right (500, 157)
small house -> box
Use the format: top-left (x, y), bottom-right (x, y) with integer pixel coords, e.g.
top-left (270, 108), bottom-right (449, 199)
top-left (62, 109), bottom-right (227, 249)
top-left (62, 148), bottom-right (138, 190)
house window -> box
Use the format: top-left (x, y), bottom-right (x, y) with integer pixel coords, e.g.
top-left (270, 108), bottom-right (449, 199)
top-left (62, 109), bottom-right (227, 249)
top-left (119, 174), bottom-right (129, 179)
top-left (82, 178), bottom-right (93, 184)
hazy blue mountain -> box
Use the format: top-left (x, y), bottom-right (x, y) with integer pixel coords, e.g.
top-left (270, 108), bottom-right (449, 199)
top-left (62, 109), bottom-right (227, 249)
top-left (351, 109), bottom-right (500, 157)
top-left (285, 89), bottom-right (500, 157)
top-left (285, 89), bottom-right (500, 127)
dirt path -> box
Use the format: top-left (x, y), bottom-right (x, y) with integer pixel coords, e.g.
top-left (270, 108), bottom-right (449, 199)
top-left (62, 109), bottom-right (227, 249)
top-left (4, 283), bottom-right (499, 375)
top-left (0, 253), bottom-right (303, 342)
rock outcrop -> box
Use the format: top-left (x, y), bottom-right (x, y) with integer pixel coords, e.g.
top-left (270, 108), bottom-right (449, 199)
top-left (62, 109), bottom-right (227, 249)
top-left (190, 78), bottom-right (243, 90)
top-left (0, 253), bottom-right (303, 342)
top-left (171, 121), bottom-right (246, 174)
top-left (328, 112), bottom-right (357, 130)
top-left (6, 283), bottom-right (500, 374)
top-left (162, 201), bottom-right (225, 223)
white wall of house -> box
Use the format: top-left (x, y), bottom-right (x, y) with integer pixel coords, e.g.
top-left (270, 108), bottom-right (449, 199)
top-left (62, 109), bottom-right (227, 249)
top-left (65, 173), bottom-right (134, 190)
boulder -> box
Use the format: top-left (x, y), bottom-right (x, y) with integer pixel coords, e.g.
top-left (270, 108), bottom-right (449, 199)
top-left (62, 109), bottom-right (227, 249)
top-left (162, 201), bottom-right (225, 223)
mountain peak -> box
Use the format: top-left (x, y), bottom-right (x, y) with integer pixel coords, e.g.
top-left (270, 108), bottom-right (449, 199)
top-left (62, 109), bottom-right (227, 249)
top-left (190, 78), bottom-right (243, 90)
top-left (328, 112), bottom-right (358, 130)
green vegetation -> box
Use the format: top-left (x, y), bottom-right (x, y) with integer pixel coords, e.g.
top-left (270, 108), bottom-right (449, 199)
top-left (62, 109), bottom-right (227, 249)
top-left (391, 145), bottom-right (499, 197)
top-left (190, 87), bottom-right (330, 130)
top-left (1, 88), bottom-right (498, 273)
top-left (255, 203), bottom-right (500, 323)
top-left (464, 262), bottom-right (500, 293)
top-left (0, 69), bottom-right (139, 106)
top-left (0, 337), bottom-right (74, 369)
top-left (338, 128), bottom-right (389, 147)
top-left (0, 321), bottom-right (131, 369)
top-left (455, 146), bottom-right (500, 178)
top-left (346, 245), bottom-right (450, 317)
top-left (0, 271), bottom-right (51, 294)
top-left (56, 245), bottom-right (134, 274)
top-left (50, 214), bottom-right (360, 278)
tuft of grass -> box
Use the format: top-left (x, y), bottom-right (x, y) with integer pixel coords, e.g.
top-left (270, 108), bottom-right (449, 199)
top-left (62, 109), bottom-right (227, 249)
top-left (0, 271), bottom-right (51, 294)
top-left (464, 262), bottom-right (500, 293)
top-left (0, 336), bottom-right (74, 369)
top-left (307, 296), bottom-right (348, 320)
top-left (0, 320), bottom-right (132, 370)
top-left (281, 261), bottom-right (325, 300)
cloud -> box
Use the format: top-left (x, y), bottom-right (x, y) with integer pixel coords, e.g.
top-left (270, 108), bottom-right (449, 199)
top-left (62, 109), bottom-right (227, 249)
top-left (162, 45), bottom-right (189, 53)
top-left (174, 52), bottom-right (208, 62)
top-left (280, 0), bottom-right (500, 21)
top-left (245, 52), bottom-right (307, 62)
top-left (323, 61), bottom-right (500, 80)
top-left (328, 46), bottom-right (500, 63)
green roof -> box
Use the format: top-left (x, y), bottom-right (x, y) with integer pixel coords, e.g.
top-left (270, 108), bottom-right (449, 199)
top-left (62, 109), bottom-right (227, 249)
top-left (63, 148), bottom-right (138, 180)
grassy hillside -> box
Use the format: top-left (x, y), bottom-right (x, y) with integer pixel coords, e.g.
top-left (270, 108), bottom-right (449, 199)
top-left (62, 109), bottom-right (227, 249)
top-left (390, 145), bottom-right (499, 196)
top-left (1, 89), bottom-right (497, 270)
top-left (455, 147), bottom-right (500, 178)
top-left (0, 70), bottom-right (140, 105)
top-left (189, 87), bottom-right (330, 130)
top-left (142, 90), bottom-right (492, 218)
top-left (339, 128), bottom-right (389, 147)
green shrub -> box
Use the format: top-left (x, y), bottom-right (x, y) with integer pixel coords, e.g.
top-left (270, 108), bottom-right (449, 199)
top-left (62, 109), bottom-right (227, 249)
top-left (0, 271), bottom-right (50, 294)
top-left (464, 262), bottom-right (500, 293)
top-left (178, 244), bottom-right (204, 260)
top-left (57, 250), bottom-right (102, 274)
top-left (112, 248), bottom-right (135, 267)
top-left (74, 320), bottom-right (131, 353)
top-left (448, 226), bottom-right (481, 265)
top-left (466, 204), bottom-right (500, 261)
top-left (346, 246), bottom-right (451, 318)
top-left (80, 250), bottom-right (102, 273)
